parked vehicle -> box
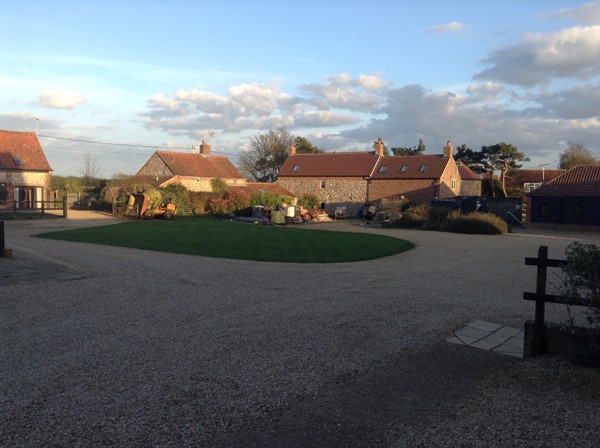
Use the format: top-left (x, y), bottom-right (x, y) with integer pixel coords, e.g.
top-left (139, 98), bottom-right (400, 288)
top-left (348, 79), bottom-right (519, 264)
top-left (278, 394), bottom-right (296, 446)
top-left (126, 193), bottom-right (177, 220)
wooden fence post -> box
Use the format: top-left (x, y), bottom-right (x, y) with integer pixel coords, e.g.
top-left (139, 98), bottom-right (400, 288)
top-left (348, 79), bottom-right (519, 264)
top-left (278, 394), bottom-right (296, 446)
top-left (63, 196), bottom-right (68, 219)
top-left (533, 245), bottom-right (548, 356)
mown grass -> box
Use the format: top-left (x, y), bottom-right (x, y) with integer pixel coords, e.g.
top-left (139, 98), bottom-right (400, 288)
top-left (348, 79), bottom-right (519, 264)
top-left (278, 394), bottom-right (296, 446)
top-left (36, 216), bottom-right (414, 263)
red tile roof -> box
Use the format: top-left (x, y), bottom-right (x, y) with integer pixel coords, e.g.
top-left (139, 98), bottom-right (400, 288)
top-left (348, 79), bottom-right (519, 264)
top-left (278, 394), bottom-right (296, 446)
top-left (278, 152), bottom-right (380, 177)
top-left (0, 130), bottom-right (52, 171)
top-left (156, 151), bottom-right (245, 179)
top-left (458, 163), bottom-right (481, 181)
top-left (372, 155), bottom-right (452, 179)
top-left (239, 182), bottom-right (295, 197)
top-left (505, 169), bottom-right (566, 188)
top-left (529, 165), bottom-right (600, 197)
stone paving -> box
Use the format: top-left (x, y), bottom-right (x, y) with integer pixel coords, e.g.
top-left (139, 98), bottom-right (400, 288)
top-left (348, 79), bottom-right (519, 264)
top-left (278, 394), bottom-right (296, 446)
top-left (447, 319), bottom-right (524, 358)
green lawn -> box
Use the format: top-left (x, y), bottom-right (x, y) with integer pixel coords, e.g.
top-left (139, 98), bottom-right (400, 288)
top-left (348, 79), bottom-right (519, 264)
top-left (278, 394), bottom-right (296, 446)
top-left (36, 216), bottom-right (414, 263)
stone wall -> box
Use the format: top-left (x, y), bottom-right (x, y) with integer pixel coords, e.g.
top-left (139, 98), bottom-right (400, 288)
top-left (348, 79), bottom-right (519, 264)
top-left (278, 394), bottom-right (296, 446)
top-left (137, 154), bottom-right (174, 177)
top-left (0, 171), bottom-right (52, 208)
top-left (277, 177), bottom-right (367, 216)
top-left (368, 179), bottom-right (435, 203)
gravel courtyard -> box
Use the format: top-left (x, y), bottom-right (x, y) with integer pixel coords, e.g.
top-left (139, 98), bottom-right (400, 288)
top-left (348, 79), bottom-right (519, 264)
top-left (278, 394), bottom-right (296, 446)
top-left (1, 213), bottom-right (599, 447)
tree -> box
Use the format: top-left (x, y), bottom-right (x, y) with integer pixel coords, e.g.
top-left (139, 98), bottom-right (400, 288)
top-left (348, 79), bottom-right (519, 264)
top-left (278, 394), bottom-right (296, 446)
top-left (391, 139), bottom-right (426, 156)
top-left (294, 136), bottom-right (323, 154)
top-left (80, 152), bottom-right (100, 188)
top-left (455, 144), bottom-right (489, 174)
top-left (481, 143), bottom-right (529, 197)
top-left (238, 128), bottom-right (294, 182)
top-left (559, 143), bottom-right (599, 169)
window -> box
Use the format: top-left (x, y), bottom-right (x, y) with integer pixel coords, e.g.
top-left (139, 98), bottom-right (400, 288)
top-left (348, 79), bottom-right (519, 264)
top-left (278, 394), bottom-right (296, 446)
top-left (451, 179), bottom-right (457, 190)
top-left (574, 204), bottom-right (585, 219)
top-left (541, 203), bottom-right (550, 217)
top-left (419, 165), bottom-right (427, 173)
top-left (400, 165), bottom-right (408, 173)
top-left (378, 165), bottom-right (388, 173)
top-left (524, 182), bottom-right (541, 193)
top-left (292, 165), bottom-right (301, 173)
top-left (320, 180), bottom-right (326, 188)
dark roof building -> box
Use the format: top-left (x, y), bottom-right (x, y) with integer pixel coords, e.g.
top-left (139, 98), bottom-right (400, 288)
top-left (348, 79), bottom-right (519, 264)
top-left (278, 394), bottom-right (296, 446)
top-left (527, 165), bottom-right (600, 229)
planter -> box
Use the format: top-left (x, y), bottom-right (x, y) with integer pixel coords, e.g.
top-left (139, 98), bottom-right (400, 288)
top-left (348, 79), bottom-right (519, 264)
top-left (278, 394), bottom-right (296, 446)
top-left (565, 333), bottom-right (600, 368)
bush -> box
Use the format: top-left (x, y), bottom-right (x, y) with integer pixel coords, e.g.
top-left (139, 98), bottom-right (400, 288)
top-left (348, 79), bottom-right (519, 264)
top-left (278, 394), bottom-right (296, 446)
top-left (560, 242), bottom-right (600, 329)
top-left (298, 194), bottom-right (320, 209)
top-left (207, 188), bottom-right (251, 216)
top-left (443, 212), bottom-right (508, 234)
top-left (250, 191), bottom-right (291, 208)
top-left (428, 206), bottom-right (455, 223)
top-left (389, 204), bottom-right (429, 228)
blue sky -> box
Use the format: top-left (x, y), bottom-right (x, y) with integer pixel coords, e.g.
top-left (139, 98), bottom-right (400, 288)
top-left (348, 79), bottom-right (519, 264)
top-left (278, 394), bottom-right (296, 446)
top-left (1, 0), bottom-right (600, 176)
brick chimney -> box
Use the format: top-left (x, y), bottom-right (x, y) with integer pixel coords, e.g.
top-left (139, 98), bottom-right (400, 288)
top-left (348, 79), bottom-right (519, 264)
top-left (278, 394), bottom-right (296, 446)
top-left (443, 140), bottom-right (454, 158)
top-left (200, 140), bottom-right (211, 156)
top-left (374, 137), bottom-right (385, 156)
top-left (288, 144), bottom-right (297, 156)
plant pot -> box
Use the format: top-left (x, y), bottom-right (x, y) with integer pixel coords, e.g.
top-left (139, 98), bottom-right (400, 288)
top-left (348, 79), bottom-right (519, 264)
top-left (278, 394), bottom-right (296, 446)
top-left (565, 334), bottom-right (600, 368)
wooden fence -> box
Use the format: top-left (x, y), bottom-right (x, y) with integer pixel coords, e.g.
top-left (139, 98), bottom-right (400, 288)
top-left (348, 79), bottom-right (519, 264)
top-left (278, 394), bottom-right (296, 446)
top-left (1, 197), bottom-right (68, 218)
top-left (523, 245), bottom-right (588, 356)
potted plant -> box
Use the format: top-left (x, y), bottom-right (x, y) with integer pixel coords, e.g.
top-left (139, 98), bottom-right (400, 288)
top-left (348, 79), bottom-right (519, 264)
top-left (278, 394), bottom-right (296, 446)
top-left (559, 242), bottom-right (600, 367)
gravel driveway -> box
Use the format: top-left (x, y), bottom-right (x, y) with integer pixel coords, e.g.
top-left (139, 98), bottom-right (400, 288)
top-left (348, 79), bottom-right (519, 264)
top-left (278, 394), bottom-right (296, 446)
top-left (1, 213), bottom-right (599, 447)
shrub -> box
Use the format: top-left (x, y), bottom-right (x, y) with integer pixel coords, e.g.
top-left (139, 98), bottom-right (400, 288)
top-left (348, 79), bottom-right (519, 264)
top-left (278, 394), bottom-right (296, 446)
top-left (428, 206), bottom-right (455, 223)
top-left (298, 194), bottom-right (320, 209)
top-left (211, 178), bottom-right (227, 193)
top-left (250, 191), bottom-right (291, 208)
top-left (560, 242), bottom-right (600, 330)
top-left (443, 212), bottom-right (508, 234)
top-left (207, 188), bottom-right (251, 216)
top-left (387, 204), bottom-right (429, 228)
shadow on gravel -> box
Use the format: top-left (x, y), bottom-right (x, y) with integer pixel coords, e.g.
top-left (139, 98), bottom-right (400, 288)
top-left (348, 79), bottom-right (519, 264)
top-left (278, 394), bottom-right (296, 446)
top-left (218, 345), bottom-right (512, 448)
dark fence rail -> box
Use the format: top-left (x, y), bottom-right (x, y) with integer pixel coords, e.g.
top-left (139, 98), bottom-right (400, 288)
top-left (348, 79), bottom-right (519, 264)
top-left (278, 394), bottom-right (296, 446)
top-left (522, 245), bottom-right (588, 356)
top-left (0, 198), bottom-right (68, 218)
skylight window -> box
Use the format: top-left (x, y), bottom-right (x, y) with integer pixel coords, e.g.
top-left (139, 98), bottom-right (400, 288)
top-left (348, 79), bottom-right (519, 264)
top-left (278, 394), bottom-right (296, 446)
top-left (419, 165), bottom-right (427, 173)
top-left (13, 157), bottom-right (22, 166)
top-left (400, 165), bottom-right (408, 173)
top-left (378, 165), bottom-right (388, 173)
top-left (292, 165), bottom-right (301, 172)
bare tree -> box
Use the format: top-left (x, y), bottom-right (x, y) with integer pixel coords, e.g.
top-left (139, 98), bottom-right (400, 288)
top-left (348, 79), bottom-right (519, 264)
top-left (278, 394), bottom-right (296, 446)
top-left (238, 128), bottom-right (294, 182)
top-left (81, 152), bottom-right (100, 188)
top-left (559, 142), bottom-right (599, 169)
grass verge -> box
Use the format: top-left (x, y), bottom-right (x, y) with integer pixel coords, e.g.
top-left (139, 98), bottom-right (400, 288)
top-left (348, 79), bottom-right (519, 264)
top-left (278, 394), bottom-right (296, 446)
top-left (36, 216), bottom-right (414, 263)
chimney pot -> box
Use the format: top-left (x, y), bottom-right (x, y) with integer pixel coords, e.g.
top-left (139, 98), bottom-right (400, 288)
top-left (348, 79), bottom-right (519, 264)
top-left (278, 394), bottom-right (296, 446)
top-left (443, 140), bottom-right (454, 158)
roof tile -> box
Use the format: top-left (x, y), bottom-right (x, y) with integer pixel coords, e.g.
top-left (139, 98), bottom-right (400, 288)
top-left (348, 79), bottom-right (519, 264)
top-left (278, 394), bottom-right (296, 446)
top-left (0, 130), bottom-right (52, 171)
top-left (529, 165), bottom-right (600, 197)
top-left (278, 152), bottom-right (380, 177)
top-left (156, 151), bottom-right (245, 179)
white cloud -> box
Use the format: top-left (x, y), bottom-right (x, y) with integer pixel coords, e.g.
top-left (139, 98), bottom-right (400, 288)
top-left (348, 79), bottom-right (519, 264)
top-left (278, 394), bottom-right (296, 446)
top-left (541, 1), bottom-right (600, 26)
top-left (475, 25), bottom-right (600, 86)
top-left (426, 21), bottom-right (466, 33)
top-left (38, 91), bottom-right (86, 109)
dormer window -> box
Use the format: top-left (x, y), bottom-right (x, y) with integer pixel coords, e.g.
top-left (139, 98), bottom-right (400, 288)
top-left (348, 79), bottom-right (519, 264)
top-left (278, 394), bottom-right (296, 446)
top-left (293, 165), bottom-right (301, 173)
top-left (400, 165), bottom-right (408, 173)
top-left (378, 165), bottom-right (388, 173)
top-left (419, 165), bottom-right (427, 173)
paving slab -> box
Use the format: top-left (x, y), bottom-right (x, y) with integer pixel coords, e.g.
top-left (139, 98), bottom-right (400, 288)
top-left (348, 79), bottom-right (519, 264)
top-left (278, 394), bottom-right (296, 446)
top-left (448, 320), bottom-right (524, 358)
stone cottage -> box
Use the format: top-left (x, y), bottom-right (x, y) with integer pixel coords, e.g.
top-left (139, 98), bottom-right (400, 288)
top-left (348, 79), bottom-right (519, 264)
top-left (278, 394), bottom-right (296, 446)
top-left (134, 140), bottom-right (246, 192)
top-left (0, 130), bottom-right (53, 209)
top-left (277, 139), bottom-right (480, 216)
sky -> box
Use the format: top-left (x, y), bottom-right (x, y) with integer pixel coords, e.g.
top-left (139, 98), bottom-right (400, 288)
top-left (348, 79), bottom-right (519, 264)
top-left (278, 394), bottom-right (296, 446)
top-left (1, 0), bottom-right (600, 177)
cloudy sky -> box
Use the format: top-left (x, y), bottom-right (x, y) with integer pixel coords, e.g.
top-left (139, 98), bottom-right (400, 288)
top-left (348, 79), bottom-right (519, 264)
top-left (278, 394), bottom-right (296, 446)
top-left (2, 0), bottom-right (600, 176)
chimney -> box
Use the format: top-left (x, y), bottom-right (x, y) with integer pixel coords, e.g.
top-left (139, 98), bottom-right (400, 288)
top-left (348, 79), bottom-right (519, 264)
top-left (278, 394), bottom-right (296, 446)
top-left (200, 139), bottom-right (211, 156)
top-left (374, 137), bottom-right (385, 156)
top-left (288, 144), bottom-right (297, 156)
top-left (443, 140), bottom-right (454, 158)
